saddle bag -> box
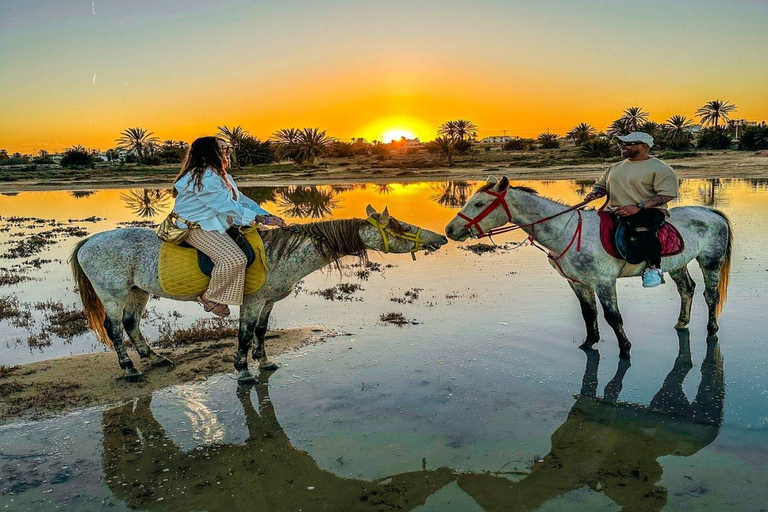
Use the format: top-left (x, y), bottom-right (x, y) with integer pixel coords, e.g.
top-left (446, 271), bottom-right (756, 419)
top-left (155, 212), bottom-right (198, 244)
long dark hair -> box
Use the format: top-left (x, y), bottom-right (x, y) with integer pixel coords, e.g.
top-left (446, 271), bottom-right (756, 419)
top-left (172, 136), bottom-right (230, 197)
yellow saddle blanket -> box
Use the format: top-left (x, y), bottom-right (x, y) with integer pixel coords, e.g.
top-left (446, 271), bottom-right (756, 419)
top-left (158, 228), bottom-right (269, 296)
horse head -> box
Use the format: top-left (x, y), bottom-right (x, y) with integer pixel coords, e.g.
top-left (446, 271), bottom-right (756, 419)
top-left (362, 204), bottom-right (448, 255)
top-left (445, 175), bottom-right (511, 241)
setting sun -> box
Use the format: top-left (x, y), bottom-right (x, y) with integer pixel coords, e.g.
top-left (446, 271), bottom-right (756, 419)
top-left (382, 129), bottom-right (417, 143)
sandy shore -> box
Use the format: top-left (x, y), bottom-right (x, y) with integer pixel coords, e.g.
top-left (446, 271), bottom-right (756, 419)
top-left (1, 152), bottom-right (766, 192)
top-left (0, 326), bottom-right (334, 425)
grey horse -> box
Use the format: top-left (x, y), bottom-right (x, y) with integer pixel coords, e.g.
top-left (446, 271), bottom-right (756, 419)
top-left (71, 206), bottom-right (447, 384)
top-left (445, 176), bottom-right (732, 359)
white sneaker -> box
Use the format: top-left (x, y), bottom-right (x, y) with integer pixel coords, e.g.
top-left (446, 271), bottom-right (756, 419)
top-left (642, 267), bottom-right (663, 288)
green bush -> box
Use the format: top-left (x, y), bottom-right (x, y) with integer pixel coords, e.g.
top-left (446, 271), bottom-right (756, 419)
top-left (737, 126), bottom-right (768, 151)
top-left (579, 138), bottom-right (619, 158)
top-left (60, 146), bottom-right (97, 168)
top-left (697, 126), bottom-right (732, 150)
top-left (453, 139), bottom-right (473, 154)
top-left (537, 133), bottom-right (561, 149)
top-left (502, 138), bottom-right (535, 151)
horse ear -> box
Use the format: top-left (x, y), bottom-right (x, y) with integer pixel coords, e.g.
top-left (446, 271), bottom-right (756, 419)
top-left (366, 204), bottom-right (377, 217)
top-left (486, 176), bottom-right (498, 186)
top-left (496, 176), bottom-right (510, 192)
top-left (379, 207), bottom-right (391, 225)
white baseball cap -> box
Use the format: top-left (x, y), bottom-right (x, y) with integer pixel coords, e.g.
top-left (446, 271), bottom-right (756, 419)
top-left (617, 132), bottom-right (654, 148)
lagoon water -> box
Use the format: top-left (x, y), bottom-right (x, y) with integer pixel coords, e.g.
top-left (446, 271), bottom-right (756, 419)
top-left (1, 178), bottom-right (768, 511)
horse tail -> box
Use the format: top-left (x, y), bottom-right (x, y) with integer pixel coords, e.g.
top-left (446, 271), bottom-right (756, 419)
top-left (69, 237), bottom-right (111, 347)
top-left (711, 209), bottom-right (732, 317)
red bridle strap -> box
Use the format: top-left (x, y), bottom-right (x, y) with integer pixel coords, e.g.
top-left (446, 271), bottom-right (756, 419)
top-left (456, 189), bottom-right (512, 237)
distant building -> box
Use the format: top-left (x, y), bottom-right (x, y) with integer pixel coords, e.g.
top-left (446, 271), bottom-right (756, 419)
top-left (480, 136), bottom-right (512, 144)
top-left (401, 137), bottom-right (421, 147)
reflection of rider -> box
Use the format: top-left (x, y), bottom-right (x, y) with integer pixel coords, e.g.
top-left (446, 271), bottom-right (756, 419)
top-left (584, 132), bottom-right (679, 288)
top-left (101, 372), bottom-right (454, 512)
top-left (458, 330), bottom-right (724, 512)
top-left (171, 136), bottom-right (285, 317)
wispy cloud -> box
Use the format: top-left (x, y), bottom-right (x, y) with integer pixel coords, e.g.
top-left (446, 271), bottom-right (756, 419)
top-left (91, 1), bottom-right (96, 17)
top-left (92, 69), bottom-right (97, 84)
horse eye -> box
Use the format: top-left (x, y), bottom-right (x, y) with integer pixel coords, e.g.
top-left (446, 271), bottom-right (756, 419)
top-left (474, 202), bottom-right (484, 207)
top-left (404, 226), bottom-right (412, 232)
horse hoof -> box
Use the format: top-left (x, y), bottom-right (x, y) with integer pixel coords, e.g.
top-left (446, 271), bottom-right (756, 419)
top-left (259, 361), bottom-right (280, 371)
top-left (150, 354), bottom-right (174, 367)
top-left (124, 367), bottom-right (144, 382)
top-left (579, 339), bottom-right (598, 350)
top-left (674, 321), bottom-right (689, 329)
top-left (237, 371), bottom-right (258, 386)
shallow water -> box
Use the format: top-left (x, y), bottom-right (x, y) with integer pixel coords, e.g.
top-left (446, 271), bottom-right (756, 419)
top-left (2, 178), bottom-right (768, 511)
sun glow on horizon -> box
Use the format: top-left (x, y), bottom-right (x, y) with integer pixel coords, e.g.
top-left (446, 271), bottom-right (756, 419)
top-left (360, 116), bottom-right (434, 145)
top-left (382, 129), bottom-right (417, 143)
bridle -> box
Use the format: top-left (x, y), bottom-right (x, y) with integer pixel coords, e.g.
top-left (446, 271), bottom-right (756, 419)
top-left (366, 216), bottom-right (426, 260)
top-left (456, 188), bottom-right (607, 283)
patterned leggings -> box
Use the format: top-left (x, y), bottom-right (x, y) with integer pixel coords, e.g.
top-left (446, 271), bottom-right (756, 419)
top-left (185, 228), bottom-right (247, 305)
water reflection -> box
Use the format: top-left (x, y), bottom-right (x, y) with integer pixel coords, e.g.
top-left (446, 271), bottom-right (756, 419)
top-left (102, 373), bottom-right (454, 512)
top-left (275, 185), bottom-right (340, 219)
top-left (458, 329), bottom-right (724, 512)
top-left (431, 181), bottom-right (474, 208)
top-left (69, 190), bottom-right (94, 199)
top-left (120, 189), bottom-right (172, 218)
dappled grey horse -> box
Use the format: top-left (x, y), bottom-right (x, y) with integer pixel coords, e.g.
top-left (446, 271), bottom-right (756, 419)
top-left (445, 176), bottom-right (732, 358)
top-left (71, 206), bottom-right (447, 384)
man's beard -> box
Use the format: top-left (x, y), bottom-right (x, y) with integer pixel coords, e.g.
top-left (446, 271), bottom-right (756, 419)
top-left (622, 147), bottom-right (640, 158)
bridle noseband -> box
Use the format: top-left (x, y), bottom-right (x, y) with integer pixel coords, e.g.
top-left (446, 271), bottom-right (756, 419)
top-left (366, 217), bottom-right (426, 260)
top-left (456, 188), bottom-right (513, 238)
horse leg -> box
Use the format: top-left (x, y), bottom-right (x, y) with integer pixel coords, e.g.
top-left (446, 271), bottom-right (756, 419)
top-left (234, 298), bottom-right (262, 385)
top-left (569, 282), bottom-right (599, 349)
top-left (697, 262), bottom-right (721, 335)
top-left (669, 267), bottom-right (696, 329)
top-left (104, 302), bottom-right (142, 381)
top-left (595, 283), bottom-right (632, 359)
top-left (122, 289), bottom-right (172, 367)
top-left (252, 302), bottom-right (279, 371)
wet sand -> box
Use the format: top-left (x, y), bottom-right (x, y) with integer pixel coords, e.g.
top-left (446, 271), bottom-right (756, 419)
top-left (0, 326), bottom-right (333, 424)
top-left (1, 151), bottom-right (766, 191)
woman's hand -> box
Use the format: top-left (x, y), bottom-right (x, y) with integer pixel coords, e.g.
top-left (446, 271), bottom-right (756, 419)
top-left (253, 215), bottom-right (286, 227)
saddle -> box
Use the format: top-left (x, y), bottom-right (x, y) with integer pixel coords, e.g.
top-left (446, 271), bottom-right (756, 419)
top-left (158, 227), bottom-right (268, 296)
top-left (598, 211), bottom-right (684, 264)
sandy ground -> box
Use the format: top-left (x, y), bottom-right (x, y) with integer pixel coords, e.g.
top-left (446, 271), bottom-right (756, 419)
top-left (1, 151), bottom-right (766, 192)
top-left (0, 326), bottom-right (334, 425)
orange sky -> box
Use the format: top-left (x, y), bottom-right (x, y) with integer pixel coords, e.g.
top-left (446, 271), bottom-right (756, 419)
top-left (1, 0), bottom-right (767, 153)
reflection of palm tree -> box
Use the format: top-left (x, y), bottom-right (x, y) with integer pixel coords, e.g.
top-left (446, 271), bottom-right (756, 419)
top-left (120, 189), bottom-right (171, 218)
top-left (572, 179), bottom-right (595, 195)
top-left (697, 179), bottom-right (725, 206)
top-left (374, 183), bottom-right (393, 195)
top-left (431, 181), bottom-right (474, 208)
top-left (238, 186), bottom-right (278, 205)
top-left (70, 191), bottom-right (94, 199)
top-left (276, 185), bottom-right (339, 219)
top-left (458, 329), bottom-right (724, 512)
top-left (102, 373), bottom-right (454, 512)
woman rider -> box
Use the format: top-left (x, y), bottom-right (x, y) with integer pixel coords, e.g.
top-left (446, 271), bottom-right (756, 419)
top-left (171, 136), bottom-right (285, 317)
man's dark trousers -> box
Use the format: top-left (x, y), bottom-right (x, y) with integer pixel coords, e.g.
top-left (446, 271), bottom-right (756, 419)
top-left (621, 208), bottom-right (666, 268)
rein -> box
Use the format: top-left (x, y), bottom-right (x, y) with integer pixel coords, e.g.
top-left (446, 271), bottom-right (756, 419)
top-left (366, 217), bottom-right (425, 260)
top-left (458, 189), bottom-right (608, 283)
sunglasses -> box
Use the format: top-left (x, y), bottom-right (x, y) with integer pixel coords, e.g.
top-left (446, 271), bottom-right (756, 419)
top-left (219, 145), bottom-right (233, 154)
top-left (617, 141), bottom-right (644, 147)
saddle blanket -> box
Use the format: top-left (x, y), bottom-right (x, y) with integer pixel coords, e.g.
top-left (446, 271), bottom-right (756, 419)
top-left (598, 211), bottom-right (684, 260)
top-left (158, 228), bottom-right (269, 296)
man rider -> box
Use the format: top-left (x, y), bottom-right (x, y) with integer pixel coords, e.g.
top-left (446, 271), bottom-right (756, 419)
top-left (584, 132), bottom-right (679, 287)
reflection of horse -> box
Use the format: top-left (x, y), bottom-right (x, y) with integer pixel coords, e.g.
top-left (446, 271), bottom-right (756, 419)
top-left (445, 177), bottom-right (733, 358)
top-left (102, 373), bottom-right (455, 512)
top-left (71, 206), bottom-right (447, 383)
top-left (458, 329), bottom-right (724, 512)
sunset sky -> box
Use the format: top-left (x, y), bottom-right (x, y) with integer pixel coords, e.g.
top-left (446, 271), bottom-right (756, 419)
top-left (1, 0), bottom-right (767, 153)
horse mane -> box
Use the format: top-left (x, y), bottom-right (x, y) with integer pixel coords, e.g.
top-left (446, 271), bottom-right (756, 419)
top-left (259, 218), bottom-right (371, 271)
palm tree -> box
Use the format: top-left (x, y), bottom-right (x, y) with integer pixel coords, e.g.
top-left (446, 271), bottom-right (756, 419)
top-left (537, 132), bottom-right (561, 149)
top-left (438, 119), bottom-right (478, 142)
top-left (620, 107), bottom-right (650, 132)
top-left (272, 128), bottom-right (334, 165)
top-left (116, 128), bottom-right (159, 159)
top-left (566, 123), bottom-right (596, 146)
top-left (217, 125), bottom-right (249, 168)
top-left (607, 118), bottom-right (632, 137)
top-left (426, 136), bottom-right (455, 166)
top-left (664, 115), bottom-right (694, 150)
top-left (696, 100), bottom-right (737, 128)
top-left (120, 189), bottom-right (171, 218)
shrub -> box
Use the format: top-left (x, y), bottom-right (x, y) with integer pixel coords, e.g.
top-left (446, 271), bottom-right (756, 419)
top-left (453, 139), bottom-right (473, 154)
top-left (537, 133), bottom-right (561, 149)
top-left (579, 138), bottom-right (619, 158)
top-left (60, 146), bottom-right (97, 168)
top-left (502, 138), bottom-right (535, 151)
top-left (697, 126), bottom-right (733, 150)
top-left (155, 145), bottom-right (186, 164)
top-left (124, 153), bottom-right (139, 163)
top-left (139, 155), bottom-right (162, 166)
top-left (236, 137), bottom-right (275, 165)
top-left (326, 141), bottom-right (355, 158)
top-left (737, 126), bottom-right (768, 151)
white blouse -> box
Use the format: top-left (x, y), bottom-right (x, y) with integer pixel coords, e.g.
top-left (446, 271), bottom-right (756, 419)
top-left (172, 168), bottom-right (271, 233)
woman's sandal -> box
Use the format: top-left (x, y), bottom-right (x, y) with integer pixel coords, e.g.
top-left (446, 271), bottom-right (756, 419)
top-left (196, 295), bottom-right (230, 317)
